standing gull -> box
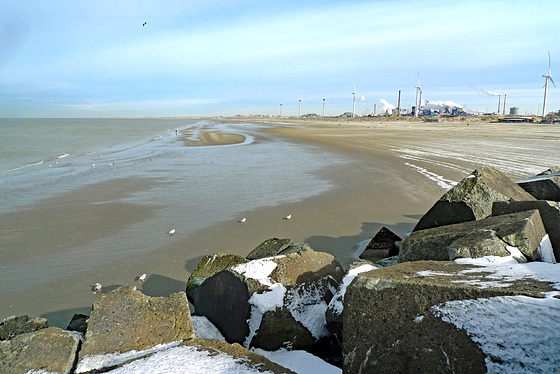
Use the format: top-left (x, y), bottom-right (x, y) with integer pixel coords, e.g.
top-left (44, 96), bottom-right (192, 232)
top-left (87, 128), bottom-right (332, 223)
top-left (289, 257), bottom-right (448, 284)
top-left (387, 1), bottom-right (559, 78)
top-left (93, 283), bottom-right (102, 293)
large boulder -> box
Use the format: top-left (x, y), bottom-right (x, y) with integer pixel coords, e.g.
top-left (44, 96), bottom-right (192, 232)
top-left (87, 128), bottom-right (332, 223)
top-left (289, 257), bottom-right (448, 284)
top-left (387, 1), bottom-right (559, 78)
top-left (517, 166), bottom-right (560, 201)
top-left (246, 238), bottom-right (293, 260)
top-left (0, 315), bottom-right (48, 341)
top-left (414, 167), bottom-right (535, 231)
top-left (343, 261), bottom-right (557, 374)
top-left (76, 286), bottom-right (194, 373)
top-left (399, 209), bottom-right (547, 262)
top-left (186, 253), bottom-right (248, 300)
top-left (493, 200), bottom-right (560, 262)
top-left (359, 227), bottom-right (401, 261)
top-left (190, 251), bottom-right (344, 353)
top-left (0, 327), bottom-right (81, 374)
top-left (245, 238), bottom-right (313, 260)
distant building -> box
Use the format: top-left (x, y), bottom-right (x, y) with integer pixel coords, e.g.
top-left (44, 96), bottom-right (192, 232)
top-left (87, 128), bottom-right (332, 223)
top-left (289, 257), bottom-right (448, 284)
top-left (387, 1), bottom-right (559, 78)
top-left (498, 117), bottom-right (534, 123)
top-left (509, 107), bottom-right (520, 115)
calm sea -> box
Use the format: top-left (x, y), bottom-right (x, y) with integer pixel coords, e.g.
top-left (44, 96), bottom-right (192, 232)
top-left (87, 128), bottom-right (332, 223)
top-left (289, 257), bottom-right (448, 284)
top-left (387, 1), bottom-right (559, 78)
top-left (0, 118), bottom-right (346, 293)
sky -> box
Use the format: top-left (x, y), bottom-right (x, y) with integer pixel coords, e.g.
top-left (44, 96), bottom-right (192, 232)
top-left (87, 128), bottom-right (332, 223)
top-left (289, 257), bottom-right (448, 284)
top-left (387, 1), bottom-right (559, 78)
top-left (1, 0), bottom-right (559, 118)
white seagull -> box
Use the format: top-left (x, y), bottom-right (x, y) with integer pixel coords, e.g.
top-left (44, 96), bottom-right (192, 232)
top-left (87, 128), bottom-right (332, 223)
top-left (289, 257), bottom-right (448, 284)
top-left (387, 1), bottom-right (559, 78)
top-left (93, 283), bottom-right (102, 293)
top-left (168, 229), bottom-right (176, 236)
top-left (239, 217), bottom-right (246, 223)
top-left (284, 214), bottom-right (292, 220)
top-left (138, 273), bottom-right (147, 282)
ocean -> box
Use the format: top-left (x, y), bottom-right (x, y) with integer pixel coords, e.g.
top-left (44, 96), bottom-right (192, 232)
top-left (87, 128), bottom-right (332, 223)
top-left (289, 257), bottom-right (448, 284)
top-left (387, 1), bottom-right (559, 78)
top-left (0, 118), bottom-right (349, 325)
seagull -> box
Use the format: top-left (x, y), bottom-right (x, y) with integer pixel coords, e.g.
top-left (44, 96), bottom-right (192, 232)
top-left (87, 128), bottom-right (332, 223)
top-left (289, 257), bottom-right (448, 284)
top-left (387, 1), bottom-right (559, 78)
top-left (283, 214), bottom-right (292, 220)
top-left (143, 22), bottom-right (147, 27)
top-left (93, 283), bottom-right (102, 293)
top-left (168, 228), bottom-right (176, 236)
top-left (239, 218), bottom-right (246, 223)
top-left (138, 273), bottom-right (147, 282)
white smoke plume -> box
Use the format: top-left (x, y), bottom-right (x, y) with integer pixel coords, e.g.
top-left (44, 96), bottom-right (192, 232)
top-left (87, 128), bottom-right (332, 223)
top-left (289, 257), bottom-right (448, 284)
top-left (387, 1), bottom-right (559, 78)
top-left (423, 100), bottom-right (463, 110)
top-left (380, 99), bottom-right (395, 113)
top-left (472, 86), bottom-right (501, 96)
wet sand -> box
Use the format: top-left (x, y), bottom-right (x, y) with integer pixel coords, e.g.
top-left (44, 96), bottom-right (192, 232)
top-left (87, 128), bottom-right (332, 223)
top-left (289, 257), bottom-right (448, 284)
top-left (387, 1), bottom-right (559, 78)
top-left (2, 117), bottom-right (560, 328)
top-left (179, 130), bottom-right (246, 146)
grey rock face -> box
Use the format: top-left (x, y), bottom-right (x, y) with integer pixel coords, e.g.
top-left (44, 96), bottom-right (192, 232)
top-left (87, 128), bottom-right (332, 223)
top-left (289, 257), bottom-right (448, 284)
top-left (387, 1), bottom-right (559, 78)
top-left (400, 209), bottom-right (546, 262)
top-left (0, 315), bottom-right (48, 341)
top-left (186, 253), bottom-right (248, 300)
top-left (0, 327), bottom-right (81, 374)
top-left (245, 238), bottom-right (293, 260)
top-left (493, 200), bottom-right (560, 262)
top-left (517, 167), bottom-right (560, 201)
top-left (77, 286), bottom-right (194, 369)
top-left (360, 227), bottom-right (402, 261)
top-left (414, 167), bottom-right (535, 231)
top-left (343, 261), bottom-right (554, 374)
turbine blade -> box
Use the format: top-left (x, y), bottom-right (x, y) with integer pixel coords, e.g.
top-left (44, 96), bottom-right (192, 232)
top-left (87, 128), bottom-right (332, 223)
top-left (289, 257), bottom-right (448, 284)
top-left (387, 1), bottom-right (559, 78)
top-left (551, 77), bottom-right (556, 88)
top-left (548, 50), bottom-right (552, 74)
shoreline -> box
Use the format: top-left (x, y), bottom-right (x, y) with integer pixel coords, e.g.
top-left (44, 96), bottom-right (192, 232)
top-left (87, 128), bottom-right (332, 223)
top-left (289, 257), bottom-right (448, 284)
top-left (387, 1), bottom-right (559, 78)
top-left (2, 117), bottom-right (560, 328)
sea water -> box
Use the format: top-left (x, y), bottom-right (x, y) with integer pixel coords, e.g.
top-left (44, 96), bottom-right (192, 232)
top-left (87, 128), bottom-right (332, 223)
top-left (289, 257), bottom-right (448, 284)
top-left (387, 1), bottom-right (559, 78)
top-left (0, 118), bottom-right (346, 294)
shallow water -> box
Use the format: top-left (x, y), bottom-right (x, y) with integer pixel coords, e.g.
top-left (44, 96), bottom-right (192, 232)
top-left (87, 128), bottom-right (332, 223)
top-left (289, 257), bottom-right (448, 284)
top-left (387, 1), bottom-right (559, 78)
top-left (0, 118), bottom-right (347, 296)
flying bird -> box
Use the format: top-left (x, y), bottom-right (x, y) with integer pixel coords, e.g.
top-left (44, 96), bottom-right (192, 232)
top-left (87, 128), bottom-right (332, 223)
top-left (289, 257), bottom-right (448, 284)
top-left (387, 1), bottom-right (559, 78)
top-left (239, 218), bottom-right (246, 223)
top-left (137, 273), bottom-right (147, 282)
top-left (284, 214), bottom-right (292, 220)
top-left (168, 229), bottom-right (176, 236)
top-left (143, 22), bottom-right (147, 27)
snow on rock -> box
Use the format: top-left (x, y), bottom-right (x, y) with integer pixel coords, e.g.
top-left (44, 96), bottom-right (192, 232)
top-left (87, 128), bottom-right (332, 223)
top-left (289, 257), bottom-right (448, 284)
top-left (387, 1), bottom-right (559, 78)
top-left (432, 294), bottom-right (560, 373)
top-left (245, 285), bottom-right (287, 346)
top-left (327, 263), bottom-right (379, 316)
top-left (106, 345), bottom-right (277, 374)
top-left (75, 341), bottom-right (183, 373)
top-left (428, 257), bottom-right (560, 373)
top-left (253, 348), bottom-right (342, 374)
top-left (191, 316), bottom-right (226, 341)
top-left (232, 257), bottom-right (282, 287)
top-left (285, 282), bottom-right (331, 339)
top-left (538, 234), bottom-right (556, 263)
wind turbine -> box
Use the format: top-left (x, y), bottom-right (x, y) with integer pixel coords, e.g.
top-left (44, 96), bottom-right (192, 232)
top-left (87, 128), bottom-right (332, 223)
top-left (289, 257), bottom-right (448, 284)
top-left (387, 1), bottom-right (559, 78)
top-left (352, 84), bottom-right (357, 118)
top-left (414, 70), bottom-right (422, 117)
top-left (542, 50), bottom-right (556, 118)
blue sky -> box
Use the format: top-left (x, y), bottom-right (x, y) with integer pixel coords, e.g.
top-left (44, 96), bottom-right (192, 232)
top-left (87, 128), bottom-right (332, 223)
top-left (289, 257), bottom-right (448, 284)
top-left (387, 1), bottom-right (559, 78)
top-left (1, 0), bottom-right (559, 117)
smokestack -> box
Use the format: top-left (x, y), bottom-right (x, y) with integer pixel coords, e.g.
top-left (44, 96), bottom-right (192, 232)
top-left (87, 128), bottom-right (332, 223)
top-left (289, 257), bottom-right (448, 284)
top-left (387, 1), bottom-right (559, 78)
top-left (503, 95), bottom-right (507, 115)
top-left (323, 98), bottom-right (325, 117)
top-left (497, 95), bottom-right (501, 114)
top-left (397, 90), bottom-right (401, 116)
top-left (374, 104), bottom-right (376, 115)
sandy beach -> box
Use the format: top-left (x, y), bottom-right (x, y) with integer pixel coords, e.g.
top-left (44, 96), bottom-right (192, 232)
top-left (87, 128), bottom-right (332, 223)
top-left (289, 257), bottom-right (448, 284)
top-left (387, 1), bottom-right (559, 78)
top-left (2, 116), bottom-right (560, 328)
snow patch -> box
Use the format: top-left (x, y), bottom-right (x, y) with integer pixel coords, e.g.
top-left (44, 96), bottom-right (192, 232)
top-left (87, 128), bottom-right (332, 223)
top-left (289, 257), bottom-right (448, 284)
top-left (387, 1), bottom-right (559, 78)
top-left (327, 264), bottom-right (378, 315)
top-left (245, 285), bottom-right (286, 347)
top-left (75, 341), bottom-right (183, 373)
top-left (191, 315), bottom-right (226, 341)
top-left (253, 348), bottom-right (342, 374)
top-left (505, 246), bottom-right (527, 263)
top-left (285, 282), bottom-right (330, 339)
top-left (432, 294), bottom-right (560, 373)
top-left (538, 234), bottom-right (556, 263)
top-left (404, 162), bottom-right (457, 189)
top-left (232, 257), bottom-right (282, 287)
top-left (107, 345), bottom-right (276, 374)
